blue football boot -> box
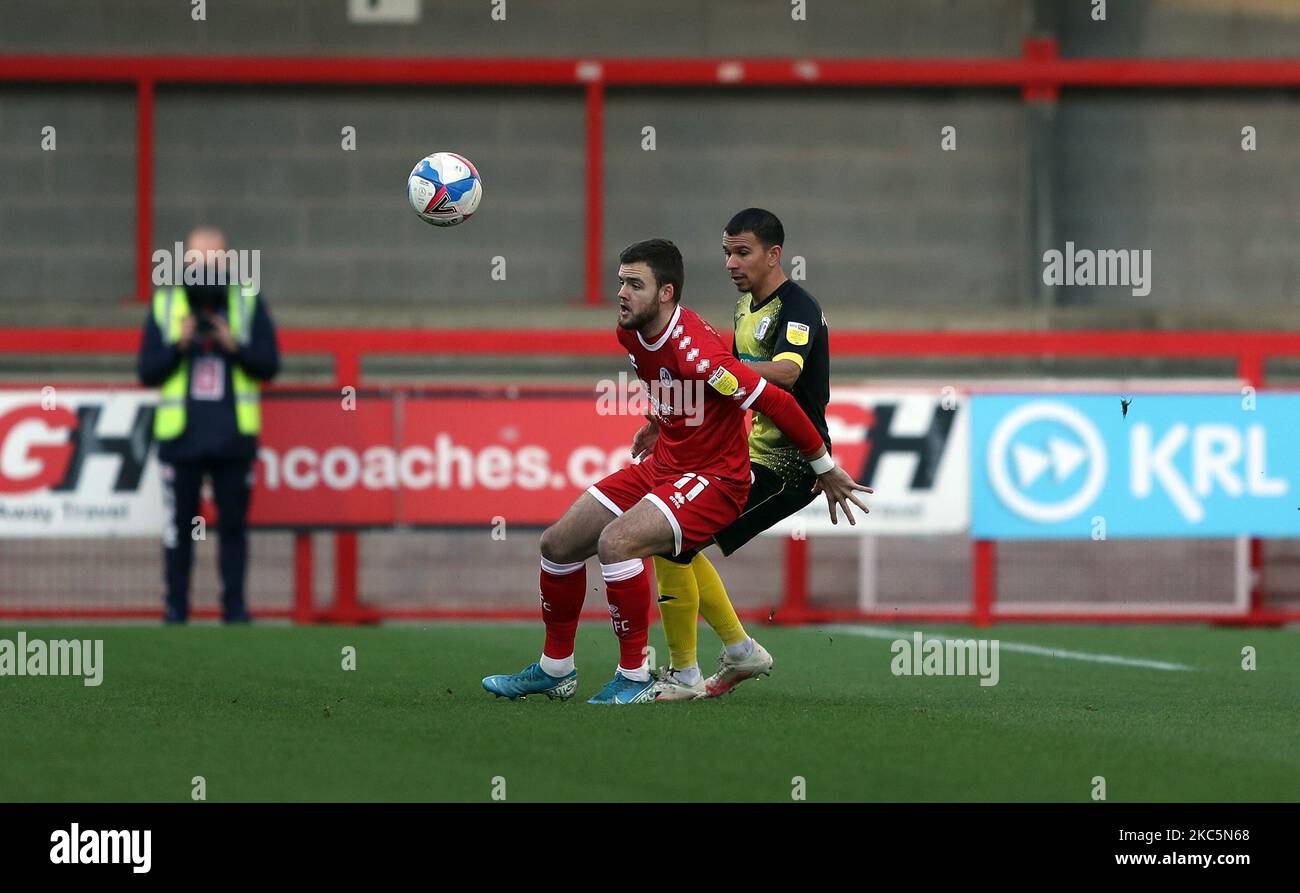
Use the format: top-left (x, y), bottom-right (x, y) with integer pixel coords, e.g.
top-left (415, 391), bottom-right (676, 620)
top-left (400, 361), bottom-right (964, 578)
top-left (482, 662), bottom-right (577, 700)
top-left (587, 670), bottom-right (656, 705)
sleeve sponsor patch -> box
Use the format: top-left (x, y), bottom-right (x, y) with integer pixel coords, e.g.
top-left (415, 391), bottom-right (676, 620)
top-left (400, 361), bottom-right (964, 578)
top-left (707, 366), bottom-right (739, 396)
top-left (785, 321), bottom-right (810, 346)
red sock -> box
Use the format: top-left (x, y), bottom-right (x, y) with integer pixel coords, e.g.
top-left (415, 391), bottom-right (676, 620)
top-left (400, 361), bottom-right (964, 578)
top-left (540, 557), bottom-right (586, 659)
top-left (601, 558), bottom-right (651, 671)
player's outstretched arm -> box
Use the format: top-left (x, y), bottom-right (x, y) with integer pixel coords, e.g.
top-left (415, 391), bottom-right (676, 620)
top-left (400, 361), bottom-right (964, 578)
top-left (749, 377), bottom-right (872, 525)
top-left (688, 324), bottom-right (871, 523)
top-left (809, 460), bottom-right (872, 526)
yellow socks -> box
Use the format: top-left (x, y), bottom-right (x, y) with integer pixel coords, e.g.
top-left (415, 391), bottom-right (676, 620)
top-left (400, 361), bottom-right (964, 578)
top-left (652, 556), bottom-right (700, 670)
top-left (655, 553), bottom-right (750, 669)
top-left (692, 553), bottom-right (748, 647)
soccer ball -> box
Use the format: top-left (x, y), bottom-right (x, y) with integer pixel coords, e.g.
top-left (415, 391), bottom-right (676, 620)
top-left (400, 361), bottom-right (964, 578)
top-left (406, 152), bottom-right (483, 226)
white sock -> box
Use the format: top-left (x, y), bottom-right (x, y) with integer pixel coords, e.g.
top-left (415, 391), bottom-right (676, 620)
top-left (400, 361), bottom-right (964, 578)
top-left (600, 558), bottom-right (644, 582)
top-left (616, 659), bottom-right (651, 682)
top-left (539, 653), bottom-right (574, 677)
top-left (725, 637), bottom-right (754, 661)
top-left (669, 664), bottom-right (702, 686)
top-left (540, 557), bottom-right (584, 576)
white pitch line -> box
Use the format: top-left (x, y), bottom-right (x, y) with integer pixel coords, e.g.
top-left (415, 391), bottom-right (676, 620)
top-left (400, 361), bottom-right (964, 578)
top-left (821, 625), bottom-right (1194, 672)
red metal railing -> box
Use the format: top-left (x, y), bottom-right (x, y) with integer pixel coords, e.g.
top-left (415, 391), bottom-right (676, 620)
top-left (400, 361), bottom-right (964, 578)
top-left (5, 50), bottom-right (1300, 306)
top-left (3, 326), bottom-right (1300, 625)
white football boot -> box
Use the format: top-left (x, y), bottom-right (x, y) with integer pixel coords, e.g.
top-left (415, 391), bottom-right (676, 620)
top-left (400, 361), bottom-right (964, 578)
top-left (651, 667), bottom-right (707, 701)
top-left (702, 639), bottom-right (773, 698)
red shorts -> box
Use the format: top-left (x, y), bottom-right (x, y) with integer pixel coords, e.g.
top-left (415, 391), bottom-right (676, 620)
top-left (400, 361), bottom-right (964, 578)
top-left (587, 459), bottom-right (748, 557)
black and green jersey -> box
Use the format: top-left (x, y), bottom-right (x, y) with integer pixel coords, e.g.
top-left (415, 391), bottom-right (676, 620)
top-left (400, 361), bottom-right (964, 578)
top-left (732, 280), bottom-right (831, 482)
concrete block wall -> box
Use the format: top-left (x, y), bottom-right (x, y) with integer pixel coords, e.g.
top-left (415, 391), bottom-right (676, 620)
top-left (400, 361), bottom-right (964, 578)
top-left (0, 86), bottom-right (137, 301)
top-left (150, 87), bottom-right (587, 305)
top-left (602, 89), bottom-right (1026, 315)
top-left (1054, 92), bottom-right (1300, 310)
top-left (0, 0), bottom-right (1025, 57)
top-left (7, 0), bottom-right (1297, 60)
top-left (1, 0), bottom-right (1296, 320)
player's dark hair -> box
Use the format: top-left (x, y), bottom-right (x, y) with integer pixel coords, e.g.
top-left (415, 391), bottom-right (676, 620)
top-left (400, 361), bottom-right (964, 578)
top-left (724, 207), bottom-right (785, 249)
top-left (619, 238), bottom-right (684, 303)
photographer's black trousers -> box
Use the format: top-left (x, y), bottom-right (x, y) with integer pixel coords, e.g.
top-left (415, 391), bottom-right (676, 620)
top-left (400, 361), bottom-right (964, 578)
top-left (159, 456), bottom-right (254, 622)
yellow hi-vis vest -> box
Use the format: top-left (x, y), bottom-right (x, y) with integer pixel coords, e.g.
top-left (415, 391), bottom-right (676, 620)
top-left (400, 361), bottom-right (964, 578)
top-left (152, 285), bottom-right (262, 440)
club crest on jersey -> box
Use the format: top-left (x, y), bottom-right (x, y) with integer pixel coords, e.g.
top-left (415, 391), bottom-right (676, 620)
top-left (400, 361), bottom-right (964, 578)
top-left (707, 366), bottom-right (739, 396)
top-left (786, 321), bottom-right (810, 346)
top-left (653, 367), bottom-right (677, 416)
top-left (755, 315), bottom-right (773, 340)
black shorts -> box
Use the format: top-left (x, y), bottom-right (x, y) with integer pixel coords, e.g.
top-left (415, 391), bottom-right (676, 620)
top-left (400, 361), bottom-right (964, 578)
top-left (664, 461), bottom-right (817, 564)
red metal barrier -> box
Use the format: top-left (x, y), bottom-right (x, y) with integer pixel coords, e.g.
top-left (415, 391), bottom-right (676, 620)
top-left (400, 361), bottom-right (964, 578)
top-left (2, 326), bottom-right (1299, 625)
top-left (10, 327), bottom-right (1300, 361)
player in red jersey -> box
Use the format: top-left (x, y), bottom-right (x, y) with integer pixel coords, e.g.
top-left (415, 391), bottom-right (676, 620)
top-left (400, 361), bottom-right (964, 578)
top-left (482, 239), bottom-right (871, 704)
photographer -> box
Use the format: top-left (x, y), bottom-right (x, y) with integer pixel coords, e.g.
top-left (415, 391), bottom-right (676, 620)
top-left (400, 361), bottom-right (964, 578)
top-left (137, 227), bottom-right (280, 624)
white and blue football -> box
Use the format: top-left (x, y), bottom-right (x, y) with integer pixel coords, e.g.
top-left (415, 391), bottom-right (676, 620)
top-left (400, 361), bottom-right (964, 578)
top-left (406, 151), bottom-right (483, 227)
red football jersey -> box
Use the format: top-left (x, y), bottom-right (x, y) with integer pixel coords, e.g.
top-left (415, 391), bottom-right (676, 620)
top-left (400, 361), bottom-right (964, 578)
top-left (618, 304), bottom-right (770, 486)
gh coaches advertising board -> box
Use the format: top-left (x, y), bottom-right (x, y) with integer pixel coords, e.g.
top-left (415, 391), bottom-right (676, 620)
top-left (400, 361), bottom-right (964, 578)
top-left (0, 386), bottom-right (968, 537)
top-left (0, 390), bottom-right (160, 536)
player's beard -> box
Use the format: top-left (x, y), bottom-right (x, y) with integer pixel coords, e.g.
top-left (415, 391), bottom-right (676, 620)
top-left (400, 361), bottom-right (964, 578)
top-left (618, 301), bottom-right (657, 331)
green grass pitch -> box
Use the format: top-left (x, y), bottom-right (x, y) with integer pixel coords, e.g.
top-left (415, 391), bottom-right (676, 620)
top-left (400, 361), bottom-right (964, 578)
top-left (1, 622), bottom-right (1296, 802)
